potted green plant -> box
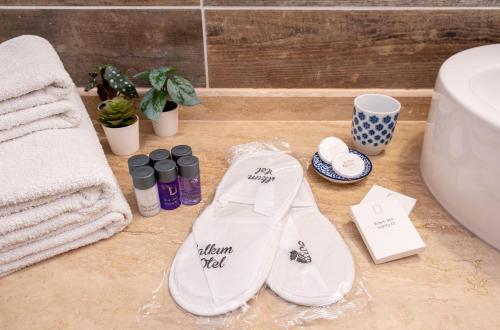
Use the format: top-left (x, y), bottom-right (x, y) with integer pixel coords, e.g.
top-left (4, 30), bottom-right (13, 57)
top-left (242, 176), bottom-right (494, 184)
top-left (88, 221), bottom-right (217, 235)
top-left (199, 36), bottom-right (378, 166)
top-left (134, 66), bottom-right (200, 136)
top-left (85, 65), bottom-right (140, 155)
top-left (84, 64), bottom-right (139, 111)
top-left (99, 96), bottom-right (139, 155)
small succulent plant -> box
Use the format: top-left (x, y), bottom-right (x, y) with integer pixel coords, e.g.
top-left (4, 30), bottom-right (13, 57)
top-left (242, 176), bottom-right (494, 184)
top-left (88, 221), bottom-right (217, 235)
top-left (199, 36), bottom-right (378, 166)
top-left (134, 66), bottom-right (200, 122)
top-left (99, 96), bottom-right (136, 128)
top-left (85, 64), bottom-right (138, 101)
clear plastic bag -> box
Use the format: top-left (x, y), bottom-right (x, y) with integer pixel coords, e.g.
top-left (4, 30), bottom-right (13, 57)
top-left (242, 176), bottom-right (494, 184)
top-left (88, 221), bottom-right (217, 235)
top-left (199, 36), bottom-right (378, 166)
top-left (136, 266), bottom-right (260, 329)
top-left (136, 141), bottom-right (371, 329)
top-left (265, 277), bottom-right (371, 327)
top-left (225, 139), bottom-right (292, 165)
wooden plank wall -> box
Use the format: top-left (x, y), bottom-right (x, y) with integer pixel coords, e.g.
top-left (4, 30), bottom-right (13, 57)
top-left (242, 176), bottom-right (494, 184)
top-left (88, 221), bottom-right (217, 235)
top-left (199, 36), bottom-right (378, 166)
top-left (1, 1), bottom-right (499, 88)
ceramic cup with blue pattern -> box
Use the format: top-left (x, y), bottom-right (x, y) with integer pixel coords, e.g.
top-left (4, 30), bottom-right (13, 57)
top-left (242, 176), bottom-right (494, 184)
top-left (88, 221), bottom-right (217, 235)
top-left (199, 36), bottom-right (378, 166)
top-left (351, 94), bottom-right (401, 155)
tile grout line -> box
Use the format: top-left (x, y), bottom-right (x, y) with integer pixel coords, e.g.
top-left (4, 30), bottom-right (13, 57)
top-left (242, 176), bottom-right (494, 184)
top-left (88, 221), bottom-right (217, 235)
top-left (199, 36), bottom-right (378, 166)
top-left (200, 0), bottom-right (210, 88)
top-left (203, 5), bottom-right (499, 11)
top-left (0, 5), bottom-right (497, 10)
top-left (0, 6), bottom-right (200, 10)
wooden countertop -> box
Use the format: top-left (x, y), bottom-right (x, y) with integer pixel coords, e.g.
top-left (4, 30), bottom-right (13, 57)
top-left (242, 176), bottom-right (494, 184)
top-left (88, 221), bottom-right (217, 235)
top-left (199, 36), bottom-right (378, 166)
top-left (1, 106), bottom-right (500, 329)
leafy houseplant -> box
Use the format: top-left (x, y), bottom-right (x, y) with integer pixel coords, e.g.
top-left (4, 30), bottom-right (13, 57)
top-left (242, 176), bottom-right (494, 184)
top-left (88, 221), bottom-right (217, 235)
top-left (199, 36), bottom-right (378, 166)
top-left (85, 64), bottom-right (138, 103)
top-left (99, 96), bottom-right (139, 156)
top-left (134, 67), bottom-right (200, 136)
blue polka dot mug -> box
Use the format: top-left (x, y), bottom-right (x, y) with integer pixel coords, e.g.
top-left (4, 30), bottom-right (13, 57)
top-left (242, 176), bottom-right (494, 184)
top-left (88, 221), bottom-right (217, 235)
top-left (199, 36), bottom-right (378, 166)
top-left (351, 94), bottom-right (401, 155)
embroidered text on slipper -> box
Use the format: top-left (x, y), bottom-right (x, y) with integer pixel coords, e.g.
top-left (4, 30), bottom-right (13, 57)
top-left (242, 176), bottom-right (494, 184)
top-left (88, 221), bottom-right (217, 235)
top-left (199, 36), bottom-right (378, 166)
top-left (198, 244), bottom-right (233, 269)
top-left (248, 167), bottom-right (276, 184)
top-left (289, 241), bottom-right (312, 263)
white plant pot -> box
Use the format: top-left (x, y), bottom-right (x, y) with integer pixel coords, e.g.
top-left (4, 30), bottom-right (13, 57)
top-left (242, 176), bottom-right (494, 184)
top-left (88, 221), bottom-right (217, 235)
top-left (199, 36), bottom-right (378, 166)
top-left (152, 108), bottom-right (179, 137)
top-left (101, 115), bottom-right (140, 156)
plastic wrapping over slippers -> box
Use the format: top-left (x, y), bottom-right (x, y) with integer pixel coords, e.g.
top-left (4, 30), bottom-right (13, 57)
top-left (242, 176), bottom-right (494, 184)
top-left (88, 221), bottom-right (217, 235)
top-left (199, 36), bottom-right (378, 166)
top-left (137, 141), bottom-right (371, 329)
top-left (137, 266), bottom-right (262, 329)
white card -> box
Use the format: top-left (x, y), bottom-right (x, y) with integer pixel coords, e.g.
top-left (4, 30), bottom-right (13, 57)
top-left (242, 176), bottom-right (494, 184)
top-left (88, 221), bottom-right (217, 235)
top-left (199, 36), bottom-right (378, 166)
top-left (361, 185), bottom-right (416, 214)
top-left (350, 196), bottom-right (425, 264)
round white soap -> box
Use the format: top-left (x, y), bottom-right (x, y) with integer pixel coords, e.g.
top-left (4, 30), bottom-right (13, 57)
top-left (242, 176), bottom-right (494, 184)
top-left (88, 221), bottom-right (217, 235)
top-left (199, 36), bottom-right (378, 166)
top-left (331, 152), bottom-right (365, 178)
top-left (318, 137), bottom-right (349, 164)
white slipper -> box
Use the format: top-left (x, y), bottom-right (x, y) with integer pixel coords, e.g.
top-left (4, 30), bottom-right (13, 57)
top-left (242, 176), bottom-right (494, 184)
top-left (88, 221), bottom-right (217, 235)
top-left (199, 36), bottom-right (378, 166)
top-left (266, 180), bottom-right (355, 306)
top-left (169, 151), bottom-right (304, 316)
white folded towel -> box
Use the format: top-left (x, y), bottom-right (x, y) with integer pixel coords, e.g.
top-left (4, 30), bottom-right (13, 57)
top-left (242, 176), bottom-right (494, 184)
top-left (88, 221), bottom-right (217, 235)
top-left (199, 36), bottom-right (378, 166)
top-left (0, 35), bottom-right (79, 143)
top-left (0, 91), bottom-right (132, 277)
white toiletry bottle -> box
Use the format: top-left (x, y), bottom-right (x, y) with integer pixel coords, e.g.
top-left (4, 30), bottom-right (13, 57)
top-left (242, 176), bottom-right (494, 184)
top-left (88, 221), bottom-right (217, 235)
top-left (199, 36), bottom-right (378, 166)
top-left (131, 165), bottom-right (161, 217)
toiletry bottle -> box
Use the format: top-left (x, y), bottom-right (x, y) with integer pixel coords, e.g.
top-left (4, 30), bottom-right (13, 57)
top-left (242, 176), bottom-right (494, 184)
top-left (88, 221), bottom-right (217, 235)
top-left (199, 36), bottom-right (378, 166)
top-left (131, 166), bottom-right (161, 217)
top-left (128, 154), bottom-right (150, 174)
top-left (149, 149), bottom-right (171, 166)
top-left (172, 145), bottom-right (192, 162)
top-left (177, 155), bottom-right (201, 205)
top-left (154, 160), bottom-right (181, 210)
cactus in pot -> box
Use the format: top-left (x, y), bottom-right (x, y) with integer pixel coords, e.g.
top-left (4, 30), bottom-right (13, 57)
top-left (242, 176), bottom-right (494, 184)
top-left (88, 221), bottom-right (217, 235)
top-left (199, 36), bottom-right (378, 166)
top-left (99, 96), bottom-right (140, 156)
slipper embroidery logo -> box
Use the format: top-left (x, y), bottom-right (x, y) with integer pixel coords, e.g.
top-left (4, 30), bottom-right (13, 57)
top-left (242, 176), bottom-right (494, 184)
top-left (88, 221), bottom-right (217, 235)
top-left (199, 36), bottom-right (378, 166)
top-left (198, 244), bottom-right (233, 269)
top-left (289, 241), bottom-right (312, 264)
top-left (248, 167), bottom-right (275, 184)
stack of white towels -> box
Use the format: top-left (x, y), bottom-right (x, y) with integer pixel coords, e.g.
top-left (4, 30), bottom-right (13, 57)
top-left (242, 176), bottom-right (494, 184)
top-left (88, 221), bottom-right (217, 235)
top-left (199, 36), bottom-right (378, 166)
top-left (0, 35), bottom-right (132, 277)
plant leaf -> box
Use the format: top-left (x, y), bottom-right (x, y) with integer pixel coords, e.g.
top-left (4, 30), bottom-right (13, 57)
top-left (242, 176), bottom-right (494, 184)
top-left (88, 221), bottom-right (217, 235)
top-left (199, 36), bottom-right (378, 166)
top-left (108, 89), bottom-right (117, 99)
top-left (140, 89), bottom-right (154, 119)
top-left (148, 68), bottom-right (168, 90)
top-left (108, 119), bottom-right (125, 126)
top-left (151, 89), bottom-right (168, 117)
top-left (134, 70), bottom-right (150, 81)
top-left (88, 70), bottom-right (99, 78)
top-left (148, 67), bottom-right (176, 90)
top-left (99, 96), bottom-right (136, 128)
top-left (158, 66), bottom-right (176, 75)
top-left (84, 78), bottom-right (96, 92)
top-left (121, 117), bottom-right (137, 126)
top-left (140, 89), bottom-right (167, 122)
top-left (166, 75), bottom-right (200, 106)
top-left (103, 65), bottom-right (139, 98)
top-left (96, 84), bottom-right (108, 101)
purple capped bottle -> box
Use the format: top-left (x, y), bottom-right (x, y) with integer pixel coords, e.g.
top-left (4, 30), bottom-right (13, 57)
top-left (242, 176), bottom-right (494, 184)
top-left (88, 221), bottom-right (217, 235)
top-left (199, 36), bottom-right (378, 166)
top-left (154, 160), bottom-right (181, 210)
top-left (177, 155), bottom-right (201, 205)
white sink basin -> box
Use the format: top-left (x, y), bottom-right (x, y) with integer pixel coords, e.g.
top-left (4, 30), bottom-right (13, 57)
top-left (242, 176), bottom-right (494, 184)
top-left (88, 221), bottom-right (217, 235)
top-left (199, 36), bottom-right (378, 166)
top-left (421, 44), bottom-right (500, 250)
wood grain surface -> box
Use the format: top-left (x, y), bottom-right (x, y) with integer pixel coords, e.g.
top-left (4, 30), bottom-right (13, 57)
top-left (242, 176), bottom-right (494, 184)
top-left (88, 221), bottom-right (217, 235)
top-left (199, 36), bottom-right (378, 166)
top-left (82, 92), bottom-right (431, 121)
top-left (0, 0), bottom-right (199, 5)
top-left (206, 9), bottom-right (500, 88)
top-left (206, 0), bottom-right (500, 6)
top-left (3, 0), bottom-right (500, 5)
top-left (1, 7), bottom-right (499, 89)
top-left (1, 119), bottom-right (500, 330)
top-left (0, 9), bottom-right (205, 87)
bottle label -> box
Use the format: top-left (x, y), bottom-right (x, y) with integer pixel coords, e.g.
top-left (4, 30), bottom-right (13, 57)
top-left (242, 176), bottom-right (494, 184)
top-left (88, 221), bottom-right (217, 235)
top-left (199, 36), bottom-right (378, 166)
top-left (135, 186), bottom-right (161, 217)
top-left (138, 201), bottom-right (161, 216)
top-left (158, 181), bottom-right (181, 210)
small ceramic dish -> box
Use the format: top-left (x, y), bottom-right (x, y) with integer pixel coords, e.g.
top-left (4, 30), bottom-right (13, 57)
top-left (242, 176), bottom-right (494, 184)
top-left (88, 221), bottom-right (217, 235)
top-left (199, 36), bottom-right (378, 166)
top-left (311, 149), bottom-right (372, 184)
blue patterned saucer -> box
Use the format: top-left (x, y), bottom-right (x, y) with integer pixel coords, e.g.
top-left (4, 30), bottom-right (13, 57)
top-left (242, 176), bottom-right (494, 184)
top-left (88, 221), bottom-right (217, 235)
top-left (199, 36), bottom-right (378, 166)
top-left (311, 149), bottom-right (372, 184)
